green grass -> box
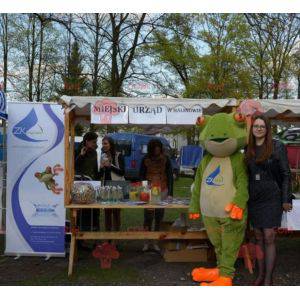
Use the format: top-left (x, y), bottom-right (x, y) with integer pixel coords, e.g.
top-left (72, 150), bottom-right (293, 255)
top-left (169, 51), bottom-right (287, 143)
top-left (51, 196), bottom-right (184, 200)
top-left (166, 176), bottom-right (193, 221)
top-left (173, 176), bottom-right (193, 198)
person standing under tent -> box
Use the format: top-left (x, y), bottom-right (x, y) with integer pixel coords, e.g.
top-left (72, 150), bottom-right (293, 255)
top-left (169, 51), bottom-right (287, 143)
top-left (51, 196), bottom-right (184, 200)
top-left (99, 136), bottom-right (125, 232)
top-left (75, 131), bottom-right (100, 232)
top-left (245, 114), bottom-right (293, 285)
top-left (139, 138), bottom-right (174, 252)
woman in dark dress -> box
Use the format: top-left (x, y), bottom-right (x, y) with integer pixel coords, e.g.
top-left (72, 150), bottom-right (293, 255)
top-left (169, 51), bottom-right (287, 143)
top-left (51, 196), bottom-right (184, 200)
top-left (246, 115), bottom-right (293, 285)
top-left (139, 139), bottom-right (173, 252)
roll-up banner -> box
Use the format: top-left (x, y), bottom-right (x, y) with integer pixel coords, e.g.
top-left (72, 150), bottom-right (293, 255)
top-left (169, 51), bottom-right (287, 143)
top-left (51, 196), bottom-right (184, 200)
top-left (5, 102), bottom-right (65, 256)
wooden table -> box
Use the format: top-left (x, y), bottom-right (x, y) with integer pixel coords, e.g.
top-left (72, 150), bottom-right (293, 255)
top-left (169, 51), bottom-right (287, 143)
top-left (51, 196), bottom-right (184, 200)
top-left (66, 202), bottom-right (207, 276)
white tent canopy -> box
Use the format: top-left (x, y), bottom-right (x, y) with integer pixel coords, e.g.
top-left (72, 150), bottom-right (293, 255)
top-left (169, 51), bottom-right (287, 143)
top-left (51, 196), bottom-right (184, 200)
top-left (260, 99), bottom-right (300, 115)
top-left (61, 96), bottom-right (300, 126)
top-left (61, 96), bottom-right (239, 127)
top-left (61, 96), bottom-right (300, 112)
top-left (238, 99), bottom-right (300, 124)
top-left (61, 96), bottom-right (238, 110)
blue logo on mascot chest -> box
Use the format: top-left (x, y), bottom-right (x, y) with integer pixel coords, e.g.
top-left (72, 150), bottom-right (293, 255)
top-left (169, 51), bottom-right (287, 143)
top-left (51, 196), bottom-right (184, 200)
top-left (206, 165), bottom-right (224, 186)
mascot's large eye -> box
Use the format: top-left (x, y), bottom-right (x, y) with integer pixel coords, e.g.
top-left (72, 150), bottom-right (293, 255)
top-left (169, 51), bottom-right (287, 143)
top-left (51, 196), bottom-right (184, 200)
top-left (234, 113), bottom-right (246, 123)
top-left (196, 116), bottom-right (205, 126)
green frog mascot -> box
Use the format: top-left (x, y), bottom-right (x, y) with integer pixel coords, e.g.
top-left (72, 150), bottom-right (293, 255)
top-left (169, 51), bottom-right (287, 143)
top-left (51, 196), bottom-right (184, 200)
top-left (189, 112), bottom-right (248, 286)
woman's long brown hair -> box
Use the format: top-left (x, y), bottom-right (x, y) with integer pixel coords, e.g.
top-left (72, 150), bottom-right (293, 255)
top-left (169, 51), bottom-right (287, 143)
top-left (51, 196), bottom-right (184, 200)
top-left (246, 114), bottom-right (273, 163)
top-left (102, 136), bottom-right (116, 157)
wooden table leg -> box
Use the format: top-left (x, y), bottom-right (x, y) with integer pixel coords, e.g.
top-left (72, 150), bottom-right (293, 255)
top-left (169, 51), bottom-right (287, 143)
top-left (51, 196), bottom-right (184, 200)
top-left (73, 209), bottom-right (79, 262)
top-left (74, 237), bottom-right (78, 262)
top-left (68, 233), bottom-right (76, 276)
top-left (68, 208), bottom-right (78, 276)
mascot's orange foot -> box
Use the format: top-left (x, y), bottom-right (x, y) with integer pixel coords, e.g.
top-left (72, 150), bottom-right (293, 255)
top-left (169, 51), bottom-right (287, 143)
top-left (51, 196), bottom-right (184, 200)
top-left (200, 276), bottom-right (232, 286)
top-left (191, 267), bottom-right (219, 282)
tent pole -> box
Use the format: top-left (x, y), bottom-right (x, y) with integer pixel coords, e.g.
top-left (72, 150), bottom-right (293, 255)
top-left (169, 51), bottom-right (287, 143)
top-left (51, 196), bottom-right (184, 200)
top-left (70, 111), bottom-right (75, 189)
top-left (64, 109), bottom-right (70, 205)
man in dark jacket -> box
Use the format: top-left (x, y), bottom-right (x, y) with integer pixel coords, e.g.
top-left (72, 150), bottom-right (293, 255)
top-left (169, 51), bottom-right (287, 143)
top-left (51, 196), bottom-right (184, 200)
top-left (75, 132), bottom-right (100, 232)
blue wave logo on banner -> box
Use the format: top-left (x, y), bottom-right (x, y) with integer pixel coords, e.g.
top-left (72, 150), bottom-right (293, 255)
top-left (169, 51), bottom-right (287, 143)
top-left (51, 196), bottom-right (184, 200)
top-left (206, 165), bottom-right (224, 186)
top-left (12, 108), bottom-right (47, 142)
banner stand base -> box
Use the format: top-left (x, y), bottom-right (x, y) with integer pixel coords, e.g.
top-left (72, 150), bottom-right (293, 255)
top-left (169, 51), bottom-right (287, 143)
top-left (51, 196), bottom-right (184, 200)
top-left (4, 251), bottom-right (65, 258)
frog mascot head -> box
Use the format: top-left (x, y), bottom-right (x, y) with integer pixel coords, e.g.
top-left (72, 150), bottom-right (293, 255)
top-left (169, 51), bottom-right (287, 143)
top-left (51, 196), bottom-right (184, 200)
top-left (198, 113), bottom-right (247, 157)
top-left (189, 112), bottom-right (248, 286)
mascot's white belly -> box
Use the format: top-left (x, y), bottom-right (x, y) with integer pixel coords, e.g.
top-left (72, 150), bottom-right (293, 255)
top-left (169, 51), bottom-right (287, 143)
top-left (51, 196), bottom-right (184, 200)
top-left (200, 157), bottom-right (236, 218)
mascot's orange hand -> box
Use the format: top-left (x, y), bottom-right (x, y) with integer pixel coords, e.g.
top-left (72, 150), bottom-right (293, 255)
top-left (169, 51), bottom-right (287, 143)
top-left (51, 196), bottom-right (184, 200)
top-left (225, 203), bottom-right (243, 220)
top-left (189, 213), bottom-right (200, 220)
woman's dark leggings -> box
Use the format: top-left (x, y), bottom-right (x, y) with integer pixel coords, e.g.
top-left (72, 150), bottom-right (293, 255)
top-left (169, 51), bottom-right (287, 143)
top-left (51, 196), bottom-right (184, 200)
top-left (254, 228), bottom-right (277, 285)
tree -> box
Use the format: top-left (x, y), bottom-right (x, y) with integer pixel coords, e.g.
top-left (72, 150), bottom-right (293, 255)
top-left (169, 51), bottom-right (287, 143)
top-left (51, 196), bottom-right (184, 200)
top-left (104, 13), bottom-right (154, 96)
top-left (240, 14), bottom-right (272, 99)
top-left (6, 14), bottom-right (62, 101)
top-left (143, 13), bottom-right (199, 97)
top-left (142, 14), bottom-right (200, 142)
top-left (61, 41), bottom-right (86, 96)
top-left (192, 14), bottom-right (254, 99)
top-left (245, 13), bottom-right (300, 99)
top-left (143, 14), bottom-right (256, 143)
top-left (0, 14), bottom-right (9, 92)
top-left (78, 13), bottom-right (108, 96)
top-left (35, 15), bottom-right (50, 102)
top-left (27, 14), bottom-right (37, 101)
top-left (146, 14), bottom-right (255, 99)
top-left (291, 47), bottom-right (300, 99)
